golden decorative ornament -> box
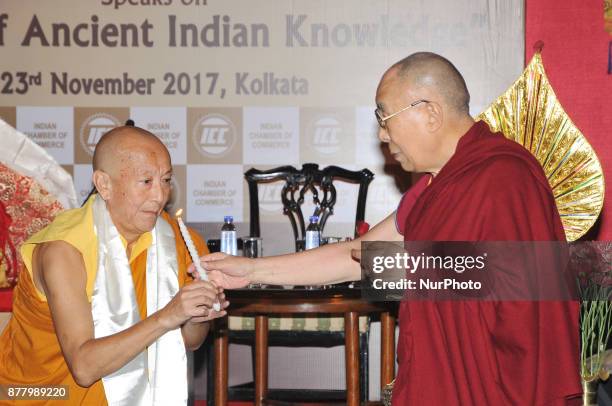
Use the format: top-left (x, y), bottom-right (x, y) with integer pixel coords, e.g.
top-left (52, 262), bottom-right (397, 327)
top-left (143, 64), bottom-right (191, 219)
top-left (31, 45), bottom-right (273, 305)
top-left (605, 0), bottom-right (612, 34)
top-left (478, 52), bottom-right (605, 241)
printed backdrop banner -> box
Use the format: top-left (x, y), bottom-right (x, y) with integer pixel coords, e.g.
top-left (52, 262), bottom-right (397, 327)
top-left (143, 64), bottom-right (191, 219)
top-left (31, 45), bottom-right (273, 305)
top-left (526, 0), bottom-right (612, 241)
top-left (0, 0), bottom-right (524, 254)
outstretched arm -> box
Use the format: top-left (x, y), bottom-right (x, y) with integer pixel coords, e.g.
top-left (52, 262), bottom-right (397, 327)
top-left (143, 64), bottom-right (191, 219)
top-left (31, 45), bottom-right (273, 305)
top-left (201, 211), bottom-right (402, 288)
top-left (35, 240), bottom-right (223, 387)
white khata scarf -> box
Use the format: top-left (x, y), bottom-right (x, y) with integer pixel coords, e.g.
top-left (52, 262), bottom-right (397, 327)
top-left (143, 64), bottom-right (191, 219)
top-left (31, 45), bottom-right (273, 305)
top-left (91, 195), bottom-right (187, 406)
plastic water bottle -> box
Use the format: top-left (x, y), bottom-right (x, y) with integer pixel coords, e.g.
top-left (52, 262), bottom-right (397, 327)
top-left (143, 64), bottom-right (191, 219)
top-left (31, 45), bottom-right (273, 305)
top-left (220, 215), bottom-right (237, 255)
top-left (305, 216), bottom-right (320, 250)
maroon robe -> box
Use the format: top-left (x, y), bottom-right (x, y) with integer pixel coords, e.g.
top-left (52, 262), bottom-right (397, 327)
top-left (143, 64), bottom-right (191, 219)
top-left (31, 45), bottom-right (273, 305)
top-left (392, 121), bottom-right (580, 405)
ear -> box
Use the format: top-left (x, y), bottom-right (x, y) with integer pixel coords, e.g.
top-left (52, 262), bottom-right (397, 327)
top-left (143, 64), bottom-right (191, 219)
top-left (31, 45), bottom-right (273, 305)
top-left (424, 102), bottom-right (443, 132)
top-left (92, 170), bottom-right (112, 201)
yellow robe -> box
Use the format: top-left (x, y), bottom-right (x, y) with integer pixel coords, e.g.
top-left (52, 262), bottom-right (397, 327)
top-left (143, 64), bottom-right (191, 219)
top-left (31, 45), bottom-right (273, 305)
top-left (0, 198), bottom-right (208, 405)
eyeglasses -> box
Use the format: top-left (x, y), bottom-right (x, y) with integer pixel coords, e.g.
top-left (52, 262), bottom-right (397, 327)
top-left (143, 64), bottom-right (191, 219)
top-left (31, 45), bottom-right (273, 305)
top-left (375, 99), bottom-right (429, 129)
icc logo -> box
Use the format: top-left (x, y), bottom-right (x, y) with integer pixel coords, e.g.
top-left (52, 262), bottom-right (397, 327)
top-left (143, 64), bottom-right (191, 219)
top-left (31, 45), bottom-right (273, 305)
top-left (192, 114), bottom-right (235, 157)
top-left (79, 113), bottom-right (121, 156)
top-left (311, 116), bottom-right (342, 155)
top-left (258, 182), bottom-right (284, 213)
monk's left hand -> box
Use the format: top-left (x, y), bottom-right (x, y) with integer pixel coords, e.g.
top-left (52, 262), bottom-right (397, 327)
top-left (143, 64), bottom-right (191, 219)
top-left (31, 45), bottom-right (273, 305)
top-left (187, 263), bottom-right (227, 312)
top-left (188, 291), bottom-right (229, 323)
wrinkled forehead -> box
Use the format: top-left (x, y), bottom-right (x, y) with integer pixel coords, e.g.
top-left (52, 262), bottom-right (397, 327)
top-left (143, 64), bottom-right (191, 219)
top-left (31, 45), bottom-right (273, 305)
top-left (115, 142), bottom-right (172, 176)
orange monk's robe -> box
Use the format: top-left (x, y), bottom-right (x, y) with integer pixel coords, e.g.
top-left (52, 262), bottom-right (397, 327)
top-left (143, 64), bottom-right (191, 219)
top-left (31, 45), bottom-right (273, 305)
top-left (0, 200), bottom-right (208, 406)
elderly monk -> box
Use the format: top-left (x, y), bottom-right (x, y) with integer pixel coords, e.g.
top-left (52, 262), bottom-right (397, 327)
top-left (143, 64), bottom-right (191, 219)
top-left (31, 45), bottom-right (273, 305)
top-left (199, 52), bottom-right (581, 405)
top-left (0, 126), bottom-right (228, 406)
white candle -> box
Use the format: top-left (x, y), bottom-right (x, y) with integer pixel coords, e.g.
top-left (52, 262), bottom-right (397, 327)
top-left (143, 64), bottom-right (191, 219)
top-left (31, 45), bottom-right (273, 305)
top-left (175, 209), bottom-right (221, 311)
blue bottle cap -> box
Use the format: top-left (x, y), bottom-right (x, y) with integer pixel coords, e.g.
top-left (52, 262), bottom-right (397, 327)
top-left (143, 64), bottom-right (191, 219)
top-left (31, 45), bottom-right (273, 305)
top-left (224, 215), bottom-right (233, 222)
top-left (310, 215), bottom-right (319, 222)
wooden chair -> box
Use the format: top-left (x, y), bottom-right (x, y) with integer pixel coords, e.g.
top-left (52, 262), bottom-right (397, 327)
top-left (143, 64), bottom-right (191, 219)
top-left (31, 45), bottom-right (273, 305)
top-left (206, 163), bottom-right (374, 404)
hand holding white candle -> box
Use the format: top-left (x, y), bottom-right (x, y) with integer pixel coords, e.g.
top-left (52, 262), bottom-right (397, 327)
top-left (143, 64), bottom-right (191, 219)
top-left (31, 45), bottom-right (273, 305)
top-left (175, 209), bottom-right (221, 312)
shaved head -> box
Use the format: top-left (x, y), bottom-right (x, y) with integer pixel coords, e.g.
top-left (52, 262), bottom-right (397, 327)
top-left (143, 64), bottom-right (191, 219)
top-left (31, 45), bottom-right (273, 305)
top-left (391, 52), bottom-right (470, 115)
top-left (91, 126), bottom-right (173, 243)
top-left (92, 126), bottom-right (168, 174)
top-left (375, 52), bottom-right (475, 174)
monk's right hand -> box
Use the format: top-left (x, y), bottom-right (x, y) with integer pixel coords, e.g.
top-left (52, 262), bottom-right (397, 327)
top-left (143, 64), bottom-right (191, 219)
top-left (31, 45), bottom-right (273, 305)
top-left (193, 252), bottom-right (253, 289)
top-left (158, 280), bottom-right (220, 329)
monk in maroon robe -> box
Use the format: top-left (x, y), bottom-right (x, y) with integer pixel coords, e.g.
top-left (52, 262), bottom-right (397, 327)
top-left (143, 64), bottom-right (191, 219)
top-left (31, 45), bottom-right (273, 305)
top-left (393, 120), bottom-right (580, 404)
top-left (201, 52), bottom-right (581, 405)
